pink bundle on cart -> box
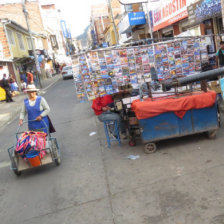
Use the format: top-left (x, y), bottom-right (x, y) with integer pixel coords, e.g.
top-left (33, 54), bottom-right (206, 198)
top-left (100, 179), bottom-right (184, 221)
top-left (16, 131), bottom-right (47, 159)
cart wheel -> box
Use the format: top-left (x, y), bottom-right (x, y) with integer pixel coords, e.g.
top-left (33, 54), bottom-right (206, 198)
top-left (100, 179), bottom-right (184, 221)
top-left (217, 109), bottom-right (221, 127)
top-left (55, 155), bottom-right (61, 166)
top-left (207, 130), bottom-right (217, 139)
top-left (144, 143), bottom-right (157, 154)
top-left (129, 140), bottom-right (136, 147)
top-left (11, 158), bottom-right (21, 176)
top-left (51, 139), bottom-right (61, 166)
top-left (13, 169), bottom-right (22, 176)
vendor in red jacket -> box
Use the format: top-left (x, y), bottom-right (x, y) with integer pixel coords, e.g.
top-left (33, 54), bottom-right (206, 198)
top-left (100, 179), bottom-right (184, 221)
top-left (92, 94), bottom-right (126, 138)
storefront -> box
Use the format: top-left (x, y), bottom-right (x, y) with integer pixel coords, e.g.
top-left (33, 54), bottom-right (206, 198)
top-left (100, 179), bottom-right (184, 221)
top-left (118, 11), bottom-right (147, 43)
top-left (152, 0), bottom-right (188, 39)
top-left (186, 0), bottom-right (222, 66)
top-left (0, 60), bottom-right (13, 101)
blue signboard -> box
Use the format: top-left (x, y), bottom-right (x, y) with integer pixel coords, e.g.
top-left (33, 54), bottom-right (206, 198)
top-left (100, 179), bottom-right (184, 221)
top-left (128, 12), bottom-right (146, 26)
top-left (149, 11), bottom-right (153, 28)
top-left (91, 29), bottom-right (98, 46)
top-left (60, 20), bottom-right (69, 38)
top-left (195, 0), bottom-right (221, 20)
top-left (102, 42), bottom-right (108, 48)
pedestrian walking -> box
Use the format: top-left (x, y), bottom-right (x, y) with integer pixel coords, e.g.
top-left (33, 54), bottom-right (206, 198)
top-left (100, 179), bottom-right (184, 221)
top-left (1, 74), bottom-right (14, 103)
top-left (26, 71), bottom-right (34, 84)
top-left (19, 84), bottom-right (55, 134)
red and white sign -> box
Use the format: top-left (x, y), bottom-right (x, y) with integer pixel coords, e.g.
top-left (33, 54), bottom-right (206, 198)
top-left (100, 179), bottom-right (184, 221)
top-left (152, 0), bottom-right (188, 32)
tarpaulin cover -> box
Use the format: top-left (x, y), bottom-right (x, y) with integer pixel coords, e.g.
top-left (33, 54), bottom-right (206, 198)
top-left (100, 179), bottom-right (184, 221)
top-left (132, 91), bottom-right (217, 120)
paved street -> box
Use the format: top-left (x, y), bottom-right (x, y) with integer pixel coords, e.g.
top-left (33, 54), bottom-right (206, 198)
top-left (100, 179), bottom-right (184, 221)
top-left (1, 79), bottom-right (224, 224)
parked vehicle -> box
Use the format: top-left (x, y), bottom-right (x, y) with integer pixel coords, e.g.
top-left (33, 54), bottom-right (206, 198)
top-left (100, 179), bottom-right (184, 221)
top-left (61, 66), bottom-right (73, 80)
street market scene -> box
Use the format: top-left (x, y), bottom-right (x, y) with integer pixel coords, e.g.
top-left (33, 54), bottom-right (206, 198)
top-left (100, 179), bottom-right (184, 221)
top-left (2, 0), bottom-right (224, 223)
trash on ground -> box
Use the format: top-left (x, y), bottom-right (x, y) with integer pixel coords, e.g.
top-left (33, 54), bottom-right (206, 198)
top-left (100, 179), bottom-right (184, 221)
top-left (89, 132), bottom-right (96, 136)
top-left (127, 155), bottom-right (140, 160)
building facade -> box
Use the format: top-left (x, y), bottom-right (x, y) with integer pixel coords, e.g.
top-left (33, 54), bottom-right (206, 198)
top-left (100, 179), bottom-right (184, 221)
top-left (118, 3), bottom-right (148, 43)
top-left (90, 3), bottom-right (110, 48)
top-left (40, 2), bottom-right (69, 63)
top-left (0, 19), bottom-right (48, 86)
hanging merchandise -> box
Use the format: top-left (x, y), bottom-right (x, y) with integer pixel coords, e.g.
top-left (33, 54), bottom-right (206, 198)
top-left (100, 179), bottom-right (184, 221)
top-left (72, 36), bottom-right (212, 102)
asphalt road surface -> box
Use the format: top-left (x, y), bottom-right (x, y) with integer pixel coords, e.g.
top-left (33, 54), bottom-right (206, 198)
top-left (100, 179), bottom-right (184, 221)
top-left (1, 79), bottom-right (224, 224)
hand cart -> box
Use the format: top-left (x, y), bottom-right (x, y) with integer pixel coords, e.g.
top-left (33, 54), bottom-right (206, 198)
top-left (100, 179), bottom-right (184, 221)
top-left (8, 120), bottom-right (61, 176)
top-left (138, 98), bottom-right (220, 154)
top-left (133, 78), bottom-right (221, 154)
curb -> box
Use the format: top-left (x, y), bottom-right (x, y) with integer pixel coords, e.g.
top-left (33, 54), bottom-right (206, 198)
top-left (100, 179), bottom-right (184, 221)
top-left (0, 76), bottom-right (61, 130)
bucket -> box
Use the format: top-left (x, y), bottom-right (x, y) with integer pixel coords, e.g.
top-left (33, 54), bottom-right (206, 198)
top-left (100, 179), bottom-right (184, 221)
top-left (26, 150), bottom-right (41, 167)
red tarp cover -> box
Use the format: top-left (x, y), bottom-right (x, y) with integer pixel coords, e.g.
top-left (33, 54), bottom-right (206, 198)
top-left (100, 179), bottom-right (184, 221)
top-left (132, 91), bottom-right (217, 120)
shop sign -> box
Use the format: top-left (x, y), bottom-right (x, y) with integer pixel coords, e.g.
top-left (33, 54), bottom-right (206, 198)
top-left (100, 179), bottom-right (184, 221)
top-left (152, 0), bottom-right (188, 32)
top-left (195, 0), bottom-right (221, 21)
top-left (187, 0), bottom-right (221, 27)
top-left (102, 42), bottom-right (108, 48)
top-left (91, 29), bottom-right (97, 46)
top-left (128, 12), bottom-right (146, 26)
top-left (60, 20), bottom-right (69, 38)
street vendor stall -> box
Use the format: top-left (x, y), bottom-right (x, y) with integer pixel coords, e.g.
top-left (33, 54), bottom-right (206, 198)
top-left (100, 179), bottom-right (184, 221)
top-left (71, 35), bottom-right (223, 149)
top-left (132, 91), bottom-right (219, 153)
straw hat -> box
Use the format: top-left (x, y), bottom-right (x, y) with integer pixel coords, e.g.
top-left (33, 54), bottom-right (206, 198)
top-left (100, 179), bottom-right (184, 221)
top-left (26, 84), bottom-right (39, 92)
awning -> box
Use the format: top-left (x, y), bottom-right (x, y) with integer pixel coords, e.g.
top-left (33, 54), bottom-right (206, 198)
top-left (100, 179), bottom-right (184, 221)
top-left (13, 56), bottom-right (34, 64)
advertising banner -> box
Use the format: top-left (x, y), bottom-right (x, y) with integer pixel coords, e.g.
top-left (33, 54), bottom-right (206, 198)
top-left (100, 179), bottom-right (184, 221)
top-left (60, 20), bottom-right (69, 38)
top-left (128, 12), bottom-right (146, 26)
top-left (152, 0), bottom-right (188, 31)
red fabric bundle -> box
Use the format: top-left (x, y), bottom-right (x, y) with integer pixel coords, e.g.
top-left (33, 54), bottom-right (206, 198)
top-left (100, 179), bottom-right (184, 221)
top-left (132, 91), bottom-right (217, 120)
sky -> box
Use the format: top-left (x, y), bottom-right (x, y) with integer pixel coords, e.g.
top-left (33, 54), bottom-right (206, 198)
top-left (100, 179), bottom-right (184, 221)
top-left (56, 0), bottom-right (105, 37)
top-left (55, 0), bottom-right (161, 38)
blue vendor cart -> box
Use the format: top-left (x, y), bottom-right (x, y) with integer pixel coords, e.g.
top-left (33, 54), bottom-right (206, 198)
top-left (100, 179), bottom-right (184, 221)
top-left (138, 103), bottom-right (220, 154)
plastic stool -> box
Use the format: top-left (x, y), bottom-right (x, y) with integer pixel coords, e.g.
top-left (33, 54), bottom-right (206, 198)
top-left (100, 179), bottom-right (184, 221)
top-left (103, 120), bottom-right (121, 148)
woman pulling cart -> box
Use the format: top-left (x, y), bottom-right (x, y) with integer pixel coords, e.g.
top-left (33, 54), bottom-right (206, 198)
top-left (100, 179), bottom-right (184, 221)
top-left (8, 84), bottom-right (60, 176)
top-left (19, 84), bottom-right (52, 133)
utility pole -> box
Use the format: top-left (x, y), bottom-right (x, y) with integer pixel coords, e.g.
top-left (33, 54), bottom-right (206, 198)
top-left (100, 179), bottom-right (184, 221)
top-left (22, 0), bottom-right (42, 88)
top-left (107, 0), bottom-right (119, 45)
top-left (145, 2), bottom-right (154, 43)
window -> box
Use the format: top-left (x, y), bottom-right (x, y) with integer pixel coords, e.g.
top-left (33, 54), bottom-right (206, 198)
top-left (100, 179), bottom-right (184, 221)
top-left (26, 37), bottom-right (32, 50)
top-left (50, 35), bottom-right (58, 49)
top-left (6, 29), bottom-right (15, 45)
top-left (35, 38), bottom-right (43, 49)
top-left (125, 4), bottom-right (133, 13)
top-left (16, 33), bottom-right (25, 50)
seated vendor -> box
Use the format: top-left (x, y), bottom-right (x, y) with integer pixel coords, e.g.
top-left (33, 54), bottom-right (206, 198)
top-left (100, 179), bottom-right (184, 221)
top-left (92, 94), bottom-right (127, 139)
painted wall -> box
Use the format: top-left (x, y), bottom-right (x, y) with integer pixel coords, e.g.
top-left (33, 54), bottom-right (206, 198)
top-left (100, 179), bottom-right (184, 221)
top-left (7, 27), bottom-right (29, 58)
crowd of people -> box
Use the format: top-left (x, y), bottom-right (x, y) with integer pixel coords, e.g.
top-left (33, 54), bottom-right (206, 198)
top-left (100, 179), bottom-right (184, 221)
top-left (0, 71), bottom-right (34, 103)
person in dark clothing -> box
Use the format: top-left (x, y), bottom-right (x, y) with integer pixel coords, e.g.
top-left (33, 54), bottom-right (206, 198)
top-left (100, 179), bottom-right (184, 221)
top-left (2, 74), bottom-right (14, 102)
top-left (216, 41), bottom-right (224, 68)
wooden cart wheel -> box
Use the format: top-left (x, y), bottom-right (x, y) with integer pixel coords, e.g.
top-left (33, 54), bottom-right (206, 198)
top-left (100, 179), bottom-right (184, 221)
top-left (51, 139), bottom-right (61, 166)
top-left (144, 143), bottom-right (157, 154)
top-left (207, 130), bottom-right (217, 139)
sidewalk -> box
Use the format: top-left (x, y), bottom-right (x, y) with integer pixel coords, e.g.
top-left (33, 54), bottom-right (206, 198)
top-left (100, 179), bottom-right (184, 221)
top-left (0, 74), bottom-right (61, 129)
